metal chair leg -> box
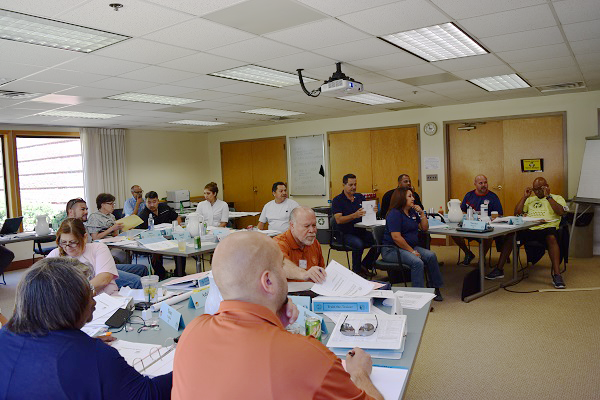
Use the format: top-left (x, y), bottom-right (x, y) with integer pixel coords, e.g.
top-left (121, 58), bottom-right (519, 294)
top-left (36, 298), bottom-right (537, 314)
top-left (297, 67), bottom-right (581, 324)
top-left (345, 251), bottom-right (350, 269)
top-left (326, 248), bottom-right (331, 265)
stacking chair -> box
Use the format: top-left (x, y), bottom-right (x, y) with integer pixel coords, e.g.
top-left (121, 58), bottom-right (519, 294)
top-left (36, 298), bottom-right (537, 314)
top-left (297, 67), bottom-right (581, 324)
top-left (0, 246), bottom-right (14, 285)
top-left (370, 225), bottom-right (417, 286)
top-left (112, 208), bottom-right (124, 219)
top-left (517, 217), bottom-right (569, 273)
top-left (326, 216), bottom-right (352, 268)
top-left (32, 237), bottom-right (56, 263)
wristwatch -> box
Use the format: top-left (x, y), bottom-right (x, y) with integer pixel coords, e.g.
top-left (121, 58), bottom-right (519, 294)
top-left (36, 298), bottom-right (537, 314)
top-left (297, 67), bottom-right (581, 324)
top-left (546, 195), bottom-right (552, 200)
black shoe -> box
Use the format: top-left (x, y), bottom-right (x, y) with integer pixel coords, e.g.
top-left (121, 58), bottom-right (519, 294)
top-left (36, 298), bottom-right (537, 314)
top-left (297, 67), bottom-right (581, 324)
top-left (460, 252), bottom-right (475, 266)
top-left (485, 267), bottom-right (504, 280)
top-left (552, 274), bottom-right (566, 289)
top-left (434, 288), bottom-right (443, 302)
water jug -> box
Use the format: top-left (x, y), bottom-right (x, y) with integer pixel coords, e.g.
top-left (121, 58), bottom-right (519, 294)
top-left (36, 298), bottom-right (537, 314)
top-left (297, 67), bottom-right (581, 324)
top-left (186, 213), bottom-right (202, 237)
top-left (34, 214), bottom-right (51, 235)
top-left (447, 199), bottom-right (463, 223)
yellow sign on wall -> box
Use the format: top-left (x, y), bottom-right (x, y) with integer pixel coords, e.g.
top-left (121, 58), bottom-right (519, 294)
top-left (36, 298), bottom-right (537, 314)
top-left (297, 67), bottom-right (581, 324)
top-left (521, 159), bottom-right (544, 172)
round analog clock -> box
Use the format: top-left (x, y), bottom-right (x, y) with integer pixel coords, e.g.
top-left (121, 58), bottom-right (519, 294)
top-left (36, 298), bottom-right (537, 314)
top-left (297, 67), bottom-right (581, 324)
top-left (424, 122), bottom-right (437, 136)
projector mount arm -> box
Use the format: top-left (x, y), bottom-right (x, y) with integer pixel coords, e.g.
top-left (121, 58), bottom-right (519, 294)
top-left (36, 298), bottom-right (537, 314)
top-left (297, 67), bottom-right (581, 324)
top-left (297, 68), bottom-right (321, 97)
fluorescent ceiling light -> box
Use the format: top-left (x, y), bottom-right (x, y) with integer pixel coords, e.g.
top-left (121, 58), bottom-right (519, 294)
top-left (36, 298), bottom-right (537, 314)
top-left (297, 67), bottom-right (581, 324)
top-left (209, 65), bottom-right (315, 87)
top-left (0, 9), bottom-right (129, 53)
top-left (38, 110), bottom-right (120, 119)
top-left (106, 92), bottom-right (200, 105)
top-left (169, 120), bottom-right (227, 126)
top-left (469, 74), bottom-right (530, 91)
top-left (337, 93), bottom-right (404, 105)
top-left (241, 108), bottom-right (304, 117)
top-left (380, 23), bottom-right (487, 62)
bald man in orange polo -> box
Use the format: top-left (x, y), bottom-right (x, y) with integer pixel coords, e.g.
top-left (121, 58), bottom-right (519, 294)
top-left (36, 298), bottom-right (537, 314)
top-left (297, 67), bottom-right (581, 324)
top-left (172, 232), bottom-right (382, 400)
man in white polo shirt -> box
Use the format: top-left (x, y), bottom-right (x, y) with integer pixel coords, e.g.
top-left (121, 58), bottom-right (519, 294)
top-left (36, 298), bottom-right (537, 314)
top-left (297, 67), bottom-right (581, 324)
top-left (257, 182), bottom-right (299, 233)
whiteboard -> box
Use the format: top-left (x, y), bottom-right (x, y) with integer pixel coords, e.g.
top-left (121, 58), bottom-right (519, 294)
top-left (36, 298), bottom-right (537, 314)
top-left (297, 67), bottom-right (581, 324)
top-left (289, 135), bottom-right (326, 196)
top-left (575, 138), bottom-right (600, 204)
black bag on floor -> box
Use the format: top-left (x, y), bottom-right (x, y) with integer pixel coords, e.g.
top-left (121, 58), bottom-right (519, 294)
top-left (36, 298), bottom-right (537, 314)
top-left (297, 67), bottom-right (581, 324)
top-left (461, 269), bottom-right (481, 301)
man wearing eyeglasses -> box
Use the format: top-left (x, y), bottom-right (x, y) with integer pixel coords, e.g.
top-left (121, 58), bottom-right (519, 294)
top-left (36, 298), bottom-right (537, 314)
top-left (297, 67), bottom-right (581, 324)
top-left (123, 185), bottom-right (146, 217)
top-left (486, 177), bottom-right (568, 288)
top-left (173, 231), bottom-right (383, 400)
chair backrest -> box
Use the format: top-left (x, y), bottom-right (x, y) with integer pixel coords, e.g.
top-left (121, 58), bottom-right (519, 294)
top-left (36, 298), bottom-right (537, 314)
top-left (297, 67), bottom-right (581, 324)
top-left (329, 216), bottom-right (342, 245)
top-left (372, 225), bottom-right (386, 246)
top-left (112, 208), bottom-right (124, 219)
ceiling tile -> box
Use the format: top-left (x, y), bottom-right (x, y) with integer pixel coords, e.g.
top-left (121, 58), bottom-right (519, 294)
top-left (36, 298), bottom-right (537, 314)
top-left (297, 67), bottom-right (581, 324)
top-left (452, 65), bottom-right (516, 79)
top-left (511, 56), bottom-right (577, 73)
top-left (296, 0), bottom-right (400, 17)
top-left (211, 81), bottom-right (279, 94)
top-left (575, 52), bottom-right (600, 66)
top-left (562, 19), bottom-right (600, 42)
top-left (118, 66), bottom-right (197, 84)
top-left (553, 0), bottom-right (600, 25)
top-left (338, 0), bottom-right (449, 36)
top-left (0, 40), bottom-right (81, 68)
top-left (303, 64), bottom-right (370, 81)
top-left (379, 64), bottom-right (446, 80)
top-left (349, 52), bottom-right (425, 72)
top-left (431, 0), bottom-right (546, 19)
top-left (569, 38), bottom-right (600, 55)
top-left (264, 19), bottom-right (370, 50)
top-left (203, 0), bottom-right (326, 35)
top-left (432, 54), bottom-right (506, 72)
top-left (58, 55), bottom-right (148, 76)
top-left (160, 53), bottom-right (246, 74)
top-left (179, 90), bottom-right (237, 101)
top-left (400, 73), bottom-right (461, 86)
top-left (55, 0), bottom-right (194, 36)
top-left (87, 77), bottom-right (156, 91)
top-left (142, 18), bottom-right (255, 51)
top-left (249, 88), bottom-right (300, 99)
top-left (137, 85), bottom-right (202, 96)
top-left (96, 39), bottom-right (197, 64)
top-left (0, 62), bottom-right (45, 81)
top-left (144, 0), bottom-right (249, 16)
top-left (0, 80), bottom-right (73, 94)
top-left (458, 4), bottom-right (556, 39)
top-left (521, 67), bottom-right (583, 80)
top-left (496, 43), bottom-right (571, 63)
top-left (25, 69), bottom-right (106, 86)
top-left (0, 0), bottom-right (86, 18)
top-left (259, 52), bottom-right (335, 73)
top-left (312, 38), bottom-right (400, 62)
top-left (54, 86), bottom-right (123, 98)
top-left (480, 27), bottom-right (564, 52)
top-left (206, 37), bottom-right (302, 63)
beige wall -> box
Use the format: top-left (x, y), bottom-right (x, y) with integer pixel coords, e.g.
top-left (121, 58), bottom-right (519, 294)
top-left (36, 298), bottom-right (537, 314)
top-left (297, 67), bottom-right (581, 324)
top-left (124, 129), bottom-right (211, 200)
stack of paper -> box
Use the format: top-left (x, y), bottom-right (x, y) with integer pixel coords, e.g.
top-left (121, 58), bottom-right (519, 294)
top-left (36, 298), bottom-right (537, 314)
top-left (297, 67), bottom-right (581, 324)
top-left (326, 313), bottom-right (407, 351)
top-left (395, 290), bottom-right (436, 310)
top-left (341, 360), bottom-right (408, 400)
top-left (137, 236), bottom-right (178, 251)
top-left (82, 293), bottom-right (132, 334)
top-left (311, 261), bottom-right (377, 297)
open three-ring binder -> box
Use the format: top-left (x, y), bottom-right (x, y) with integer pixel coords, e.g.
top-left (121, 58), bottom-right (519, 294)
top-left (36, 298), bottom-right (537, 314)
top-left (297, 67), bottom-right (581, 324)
top-left (112, 338), bottom-right (177, 378)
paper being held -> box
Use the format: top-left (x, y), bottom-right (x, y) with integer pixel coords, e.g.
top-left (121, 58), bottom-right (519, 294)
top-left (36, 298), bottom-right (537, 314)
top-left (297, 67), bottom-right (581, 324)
top-left (361, 200), bottom-right (377, 225)
top-left (311, 260), bottom-right (375, 297)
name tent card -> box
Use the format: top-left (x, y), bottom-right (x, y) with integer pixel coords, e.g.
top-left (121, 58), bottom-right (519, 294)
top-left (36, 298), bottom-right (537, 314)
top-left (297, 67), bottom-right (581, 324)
top-left (140, 230), bottom-right (163, 239)
top-left (159, 302), bottom-right (185, 330)
top-left (462, 220), bottom-right (488, 231)
top-left (509, 217), bottom-right (524, 225)
top-left (289, 295), bottom-right (311, 310)
top-left (172, 231), bottom-right (192, 241)
top-left (188, 286), bottom-right (210, 309)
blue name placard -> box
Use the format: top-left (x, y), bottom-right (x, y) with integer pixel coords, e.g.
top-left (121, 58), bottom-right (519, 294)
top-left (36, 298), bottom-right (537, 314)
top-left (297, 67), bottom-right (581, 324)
top-left (289, 295), bottom-right (311, 311)
top-left (140, 230), bottom-right (162, 239)
top-left (509, 217), bottom-right (524, 225)
top-left (159, 302), bottom-right (185, 330)
top-left (462, 220), bottom-right (488, 231)
top-left (188, 287), bottom-right (210, 309)
top-left (172, 231), bottom-right (191, 241)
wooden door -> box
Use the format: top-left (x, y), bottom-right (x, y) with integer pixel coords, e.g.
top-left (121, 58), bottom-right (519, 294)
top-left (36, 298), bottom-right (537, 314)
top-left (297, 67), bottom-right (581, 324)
top-left (502, 116), bottom-right (565, 212)
top-left (328, 130), bottom-right (372, 198)
top-left (221, 141), bottom-right (254, 215)
top-left (371, 127), bottom-right (420, 199)
top-left (251, 138), bottom-right (287, 226)
top-left (448, 121), bottom-right (505, 209)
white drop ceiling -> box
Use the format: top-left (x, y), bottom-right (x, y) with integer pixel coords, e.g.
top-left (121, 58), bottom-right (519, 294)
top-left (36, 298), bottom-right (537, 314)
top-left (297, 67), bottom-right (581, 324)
top-left (0, 0), bottom-right (598, 132)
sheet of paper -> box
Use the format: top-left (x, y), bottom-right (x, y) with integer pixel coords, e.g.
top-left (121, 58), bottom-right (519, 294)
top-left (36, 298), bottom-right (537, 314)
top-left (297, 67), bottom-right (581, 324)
top-left (340, 361), bottom-right (408, 400)
top-left (115, 214), bottom-right (144, 231)
top-left (81, 325), bottom-right (105, 337)
top-left (395, 290), bottom-right (436, 310)
top-left (111, 340), bottom-right (164, 367)
top-left (138, 237), bottom-right (178, 251)
top-left (326, 313), bottom-right (406, 350)
top-left (311, 260), bottom-right (376, 297)
top-left (86, 293), bottom-right (131, 327)
top-left (143, 348), bottom-right (176, 378)
top-left (361, 200), bottom-right (377, 225)
top-left (153, 223), bottom-right (173, 230)
top-left (287, 281), bottom-right (314, 293)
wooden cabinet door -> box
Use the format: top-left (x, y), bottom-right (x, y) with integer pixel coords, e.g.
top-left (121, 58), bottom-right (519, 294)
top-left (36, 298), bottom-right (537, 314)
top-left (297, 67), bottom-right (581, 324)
top-left (448, 121), bottom-right (505, 209)
top-left (251, 138), bottom-right (288, 226)
top-left (328, 130), bottom-right (372, 198)
top-left (221, 141), bottom-right (254, 212)
top-left (502, 116), bottom-right (564, 212)
top-left (371, 127), bottom-right (420, 198)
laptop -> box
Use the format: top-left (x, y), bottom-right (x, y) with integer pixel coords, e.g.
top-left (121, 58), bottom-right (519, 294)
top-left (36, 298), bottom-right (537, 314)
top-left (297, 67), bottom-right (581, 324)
top-left (0, 217), bottom-right (23, 235)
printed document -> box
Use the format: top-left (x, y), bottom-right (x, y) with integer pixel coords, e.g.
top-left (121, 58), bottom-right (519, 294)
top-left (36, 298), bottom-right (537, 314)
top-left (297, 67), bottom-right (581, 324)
top-left (341, 361), bottom-right (408, 400)
top-left (86, 293), bottom-right (131, 327)
top-left (326, 313), bottom-right (406, 350)
top-left (311, 260), bottom-right (375, 297)
top-left (395, 290), bottom-right (436, 310)
top-left (361, 200), bottom-right (377, 225)
top-left (114, 214), bottom-right (144, 231)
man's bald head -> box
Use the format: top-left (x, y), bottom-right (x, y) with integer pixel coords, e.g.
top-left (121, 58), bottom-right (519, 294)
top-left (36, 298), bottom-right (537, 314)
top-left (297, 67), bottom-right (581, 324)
top-left (532, 177), bottom-right (549, 198)
top-left (473, 175), bottom-right (489, 195)
top-left (212, 231), bottom-right (286, 307)
top-left (533, 177), bottom-right (548, 188)
top-left (290, 206), bottom-right (315, 224)
top-left (290, 207), bottom-right (317, 248)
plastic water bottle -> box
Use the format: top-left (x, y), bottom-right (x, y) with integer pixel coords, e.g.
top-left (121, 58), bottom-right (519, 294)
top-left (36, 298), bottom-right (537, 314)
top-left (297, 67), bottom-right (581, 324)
top-left (148, 214), bottom-right (154, 231)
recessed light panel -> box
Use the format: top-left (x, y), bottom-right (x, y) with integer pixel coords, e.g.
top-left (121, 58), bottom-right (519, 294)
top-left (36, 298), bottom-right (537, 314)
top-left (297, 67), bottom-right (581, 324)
top-left (106, 93), bottom-right (200, 105)
top-left (380, 23), bottom-right (487, 62)
top-left (209, 65), bottom-right (315, 87)
top-left (0, 9), bottom-right (130, 53)
top-left (337, 93), bottom-right (404, 105)
top-left (169, 120), bottom-right (227, 126)
top-left (241, 108), bottom-right (304, 117)
top-left (469, 74), bottom-right (530, 91)
top-left (38, 110), bottom-right (120, 119)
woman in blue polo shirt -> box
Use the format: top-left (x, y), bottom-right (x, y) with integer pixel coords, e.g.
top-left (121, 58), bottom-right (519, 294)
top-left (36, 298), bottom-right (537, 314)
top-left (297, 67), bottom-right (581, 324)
top-left (382, 187), bottom-right (444, 301)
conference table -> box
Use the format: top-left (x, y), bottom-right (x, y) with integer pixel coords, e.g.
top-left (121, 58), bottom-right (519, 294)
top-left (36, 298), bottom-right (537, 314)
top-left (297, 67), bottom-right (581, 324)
top-left (355, 219), bottom-right (541, 302)
top-left (0, 231), bottom-right (56, 245)
top-left (112, 282), bottom-right (434, 400)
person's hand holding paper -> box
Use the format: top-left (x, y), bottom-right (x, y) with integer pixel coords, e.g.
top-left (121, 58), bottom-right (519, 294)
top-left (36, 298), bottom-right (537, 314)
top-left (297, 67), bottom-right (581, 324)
top-left (115, 215), bottom-right (143, 231)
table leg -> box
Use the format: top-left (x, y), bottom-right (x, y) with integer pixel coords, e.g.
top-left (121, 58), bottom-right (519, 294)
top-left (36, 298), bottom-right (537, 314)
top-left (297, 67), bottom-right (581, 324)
top-left (501, 232), bottom-right (521, 287)
top-left (195, 255), bottom-right (202, 273)
top-left (174, 256), bottom-right (186, 277)
top-left (464, 239), bottom-right (501, 302)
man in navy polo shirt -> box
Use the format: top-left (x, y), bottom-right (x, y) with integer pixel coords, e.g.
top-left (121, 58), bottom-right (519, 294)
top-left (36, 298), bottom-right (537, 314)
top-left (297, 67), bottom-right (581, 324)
top-left (452, 175), bottom-right (503, 265)
top-left (331, 174), bottom-right (379, 276)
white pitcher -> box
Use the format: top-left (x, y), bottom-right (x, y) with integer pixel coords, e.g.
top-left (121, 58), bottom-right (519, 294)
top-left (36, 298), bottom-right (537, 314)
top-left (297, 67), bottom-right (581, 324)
top-left (447, 199), bottom-right (463, 223)
top-left (34, 214), bottom-right (50, 235)
top-left (185, 213), bottom-right (202, 237)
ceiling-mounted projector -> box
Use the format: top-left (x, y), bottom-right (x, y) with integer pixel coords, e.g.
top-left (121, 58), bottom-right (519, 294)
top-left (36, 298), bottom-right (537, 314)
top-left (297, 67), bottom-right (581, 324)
top-left (297, 62), bottom-right (363, 97)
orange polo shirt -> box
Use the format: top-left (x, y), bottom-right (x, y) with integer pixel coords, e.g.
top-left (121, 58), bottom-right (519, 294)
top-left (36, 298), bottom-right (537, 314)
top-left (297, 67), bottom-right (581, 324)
top-left (274, 229), bottom-right (325, 272)
top-left (172, 300), bottom-right (372, 400)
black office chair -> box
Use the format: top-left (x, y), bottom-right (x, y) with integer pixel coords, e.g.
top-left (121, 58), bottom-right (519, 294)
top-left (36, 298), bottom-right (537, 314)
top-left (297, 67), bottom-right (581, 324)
top-left (326, 216), bottom-right (352, 268)
top-left (112, 208), bottom-right (124, 219)
top-left (517, 217), bottom-right (569, 273)
top-left (370, 225), bottom-right (418, 286)
top-left (32, 237), bottom-right (56, 263)
top-left (0, 246), bottom-right (15, 285)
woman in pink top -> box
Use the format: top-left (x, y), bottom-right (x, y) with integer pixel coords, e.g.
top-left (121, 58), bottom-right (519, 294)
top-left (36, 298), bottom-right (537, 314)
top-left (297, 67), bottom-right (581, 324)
top-left (47, 218), bottom-right (119, 295)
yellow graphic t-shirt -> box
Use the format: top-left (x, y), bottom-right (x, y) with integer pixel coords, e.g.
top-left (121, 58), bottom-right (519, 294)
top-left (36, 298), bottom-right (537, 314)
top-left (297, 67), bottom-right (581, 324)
top-left (523, 194), bottom-right (567, 230)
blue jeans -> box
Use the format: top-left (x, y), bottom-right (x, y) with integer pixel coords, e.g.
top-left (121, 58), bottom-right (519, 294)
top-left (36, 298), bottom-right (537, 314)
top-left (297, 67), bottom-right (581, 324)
top-left (344, 230), bottom-right (378, 273)
top-left (381, 246), bottom-right (443, 288)
top-left (114, 264), bottom-right (148, 289)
